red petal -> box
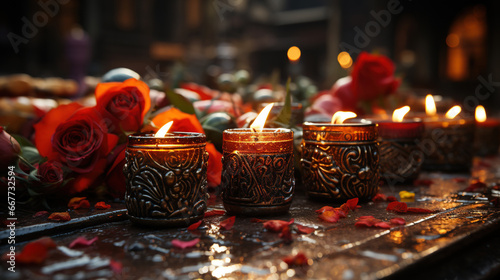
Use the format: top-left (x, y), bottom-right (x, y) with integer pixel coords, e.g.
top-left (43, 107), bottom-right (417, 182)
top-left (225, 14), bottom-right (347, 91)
top-left (48, 212), bottom-right (71, 222)
top-left (387, 196), bottom-right (398, 202)
top-left (187, 220), bottom-right (202, 231)
top-left (33, 211), bottom-right (49, 218)
top-left (406, 207), bottom-right (434, 213)
top-left (263, 219), bottom-right (294, 232)
top-left (33, 237), bottom-right (57, 249)
top-left (333, 208), bottom-right (347, 218)
top-left (69, 237), bottom-right (98, 248)
top-left (345, 198), bottom-right (359, 210)
top-left (206, 143), bottom-right (222, 188)
top-left (220, 216), bottom-right (236, 230)
top-left (357, 216), bottom-right (376, 220)
top-left (296, 224), bottom-right (315, 234)
top-left (282, 252), bottom-right (309, 267)
top-left (68, 197), bottom-right (90, 210)
top-left (251, 218), bottom-right (267, 223)
top-left (414, 179), bottom-right (433, 186)
top-left (315, 206), bottom-right (335, 214)
top-left (390, 217), bottom-right (406, 225)
top-left (204, 209), bottom-right (226, 217)
top-left (387, 202), bottom-right (408, 213)
top-left (279, 225), bottom-right (293, 242)
top-left (95, 202), bottom-right (111, 210)
top-left (318, 211), bottom-right (340, 223)
top-left (372, 193), bottom-right (387, 202)
top-left (110, 259), bottom-right (123, 274)
top-left (374, 222), bottom-right (391, 229)
top-left (464, 181), bottom-right (487, 192)
top-left (171, 238), bottom-right (200, 249)
top-left (16, 242), bottom-right (48, 264)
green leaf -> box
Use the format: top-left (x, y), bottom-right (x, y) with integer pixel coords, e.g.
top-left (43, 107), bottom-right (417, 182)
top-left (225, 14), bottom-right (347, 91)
top-left (11, 134), bottom-right (34, 148)
top-left (165, 89), bottom-right (196, 115)
top-left (21, 147), bottom-right (42, 165)
top-left (274, 77), bottom-right (292, 127)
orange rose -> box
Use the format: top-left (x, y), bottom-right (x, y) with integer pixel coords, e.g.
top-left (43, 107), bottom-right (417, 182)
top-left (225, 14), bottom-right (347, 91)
top-left (95, 78), bottom-right (151, 133)
top-left (148, 107), bottom-right (204, 133)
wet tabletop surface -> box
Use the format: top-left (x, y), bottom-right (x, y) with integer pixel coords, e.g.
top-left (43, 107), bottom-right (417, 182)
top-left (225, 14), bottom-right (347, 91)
top-left (2, 157), bottom-right (500, 280)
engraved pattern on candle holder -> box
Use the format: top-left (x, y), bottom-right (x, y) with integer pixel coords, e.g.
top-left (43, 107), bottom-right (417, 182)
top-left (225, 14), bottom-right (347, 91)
top-left (124, 147), bottom-right (209, 225)
top-left (221, 152), bottom-right (294, 207)
top-left (379, 140), bottom-right (423, 183)
top-left (301, 143), bottom-right (379, 200)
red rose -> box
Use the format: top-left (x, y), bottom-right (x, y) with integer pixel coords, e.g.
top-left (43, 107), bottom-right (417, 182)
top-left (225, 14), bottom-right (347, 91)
top-left (34, 104), bottom-right (118, 194)
top-left (206, 143), bottom-right (222, 188)
top-left (0, 127), bottom-right (21, 172)
top-left (105, 144), bottom-right (126, 198)
top-left (350, 52), bottom-right (400, 101)
top-left (37, 161), bottom-right (64, 185)
top-left (331, 76), bottom-right (358, 111)
top-left (95, 78), bottom-right (151, 133)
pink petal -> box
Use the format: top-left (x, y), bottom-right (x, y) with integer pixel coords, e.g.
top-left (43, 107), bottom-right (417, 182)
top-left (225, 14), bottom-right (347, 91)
top-left (296, 224), bottom-right (315, 234)
top-left (171, 238), bottom-right (200, 249)
top-left (390, 217), bottom-right (406, 225)
top-left (69, 237), bottom-right (98, 248)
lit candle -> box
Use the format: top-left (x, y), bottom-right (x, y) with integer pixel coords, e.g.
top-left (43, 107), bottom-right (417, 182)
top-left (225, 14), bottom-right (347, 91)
top-left (372, 106), bottom-right (424, 185)
top-left (421, 95), bottom-right (475, 172)
top-left (124, 121), bottom-right (209, 227)
top-left (301, 111), bottom-right (379, 201)
top-left (473, 105), bottom-right (500, 156)
top-left (221, 104), bottom-right (295, 216)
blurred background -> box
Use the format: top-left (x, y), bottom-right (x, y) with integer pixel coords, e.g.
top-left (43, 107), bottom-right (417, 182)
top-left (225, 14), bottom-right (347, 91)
top-left (0, 0), bottom-right (499, 110)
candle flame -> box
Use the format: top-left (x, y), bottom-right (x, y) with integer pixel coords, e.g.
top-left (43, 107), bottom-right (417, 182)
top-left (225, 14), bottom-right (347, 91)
top-left (331, 111), bottom-right (357, 124)
top-left (425, 94), bottom-right (437, 117)
top-left (250, 103), bottom-right (273, 132)
top-left (155, 121), bottom-right (174, 137)
top-left (445, 106), bottom-right (461, 119)
top-left (475, 105), bottom-right (487, 122)
top-left (392, 106), bottom-right (410, 122)
top-left (287, 46), bottom-right (301, 62)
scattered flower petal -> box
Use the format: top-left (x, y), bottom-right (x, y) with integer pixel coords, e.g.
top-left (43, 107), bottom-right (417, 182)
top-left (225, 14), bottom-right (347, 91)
top-left (387, 196), bottom-right (398, 202)
top-left (390, 217), bottom-right (406, 225)
top-left (171, 238), bottom-right (200, 249)
top-left (355, 216), bottom-right (379, 227)
top-left (187, 220), bottom-right (202, 231)
top-left (263, 219), bottom-right (294, 232)
top-left (69, 237), bottom-right (98, 248)
top-left (94, 201), bottom-right (111, 210)
top-left (296, 224), bottom-right (315, 234)
top-left (279, 225), bottom-right (293, 243)
top-left (464, 181), bottom-right (487, 192)
top-left (251, 218), bottom-right (267, 223)
top-left (374, 221), bottom-right (391, 229)
top-left (34, 237), bottom-right (57, 249)
top-left (110, 259), bottom-right (123, 274)
top-left (399, 191), bottom-right (415, 199)
top-left (386, 201), bottom-right (408, 213)
top-left (48, 212), bottom-right (71, 222)
top-left (414, 179), bottom-right (433, 186)
top-left (33, 211), bottom-right (49, 218)
top-left (372, 193), bottom-right (387, 202)
top-left (345, 198), bottom-right (359, 210)
top-left (220, 216), bottom-right (236, 230)
top-left (15, 242), bottom-right (48, 264)
top-left (282, 252), bottom-right (309, 267)
top-left (315, 206), bottom-right (335, 214)
top-left (68, 197), bottom-right (90, 210)
top-left (318, 210), bottom-right (340, 223)
top-left (204, 209), bottom-right (225, 217)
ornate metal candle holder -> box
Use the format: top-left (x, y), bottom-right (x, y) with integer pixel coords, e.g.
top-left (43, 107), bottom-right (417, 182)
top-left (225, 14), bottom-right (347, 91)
top-left (377, 120), bottom-right (424, 185)
top-left (301, 122), bottom-right (380, 201)
top-left (473, 120), bottom-right (500, 156)
top-left (221, 128), bottom-right (294, 216)
top-left (124, 133), bottom-right (209, 227)
top-left (422, 119), bottom-right (475, 172)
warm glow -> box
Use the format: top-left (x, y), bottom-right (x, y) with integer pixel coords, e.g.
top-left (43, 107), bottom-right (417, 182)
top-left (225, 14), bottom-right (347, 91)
top-left (475, 105), bottom-right (487, 122)
top-left (425, 94), bottom-right (437, 117)
top-left (445, 106), bottom-right (462, 119)
top-left (331, 111), bottom-right (357, 124)
top-left (154, 121), bottom-right (173, 137)
top-left (446, 33), bottom-right (460, 48)
top-left (392, 106), bottom-right (410, 122)
top-left (337, 51), bottom-right (353, 68)
top-left (250, 103), bottom-right (273, 132)
top-left (287, 46), bottom-right (301, 62)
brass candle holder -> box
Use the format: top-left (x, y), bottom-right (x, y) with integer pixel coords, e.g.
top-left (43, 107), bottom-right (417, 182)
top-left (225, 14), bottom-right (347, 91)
top-left (124, 132), bottom-right (209, 227)
top-left (301, 122), bottom-right (380, 201)
top-left (221, 128), bottom-right (295, 216)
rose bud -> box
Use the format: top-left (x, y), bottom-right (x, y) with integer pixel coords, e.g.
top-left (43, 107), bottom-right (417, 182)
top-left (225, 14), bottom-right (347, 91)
top-left (0, 127), bottom-right (21, 171)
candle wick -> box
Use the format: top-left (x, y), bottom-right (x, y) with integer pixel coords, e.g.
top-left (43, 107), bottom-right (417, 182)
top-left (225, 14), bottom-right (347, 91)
top-left (251, 127), bottom-right (256, 133)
